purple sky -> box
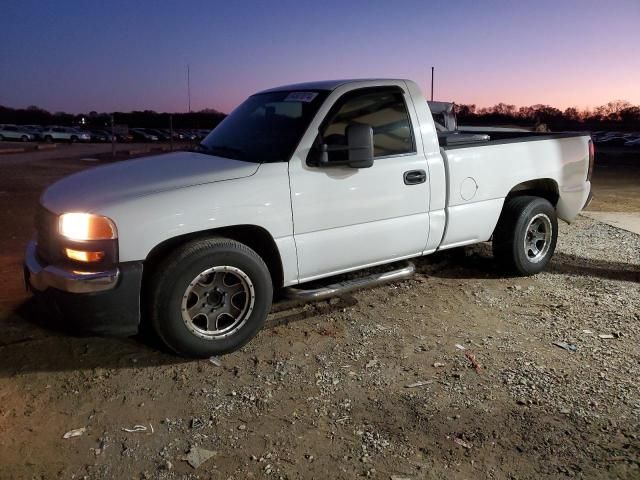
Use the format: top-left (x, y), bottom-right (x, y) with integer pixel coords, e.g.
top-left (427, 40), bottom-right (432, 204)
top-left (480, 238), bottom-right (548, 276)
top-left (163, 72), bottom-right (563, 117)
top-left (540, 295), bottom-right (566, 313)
top-left (1, 0), bottom-right (639, 114)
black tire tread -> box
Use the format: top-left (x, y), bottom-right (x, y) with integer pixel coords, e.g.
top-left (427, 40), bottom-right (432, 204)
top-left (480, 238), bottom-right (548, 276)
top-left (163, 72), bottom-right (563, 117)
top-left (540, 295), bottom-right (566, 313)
top-left (493, 195), bottom-right (557, 275)
top-left (149, 237), bottom-right (272, 357)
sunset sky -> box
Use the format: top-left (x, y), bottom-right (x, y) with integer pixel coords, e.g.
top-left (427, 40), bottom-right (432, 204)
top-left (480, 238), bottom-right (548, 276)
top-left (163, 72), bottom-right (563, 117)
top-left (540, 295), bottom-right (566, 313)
top-left (1, 0), bottom-right (639, 114)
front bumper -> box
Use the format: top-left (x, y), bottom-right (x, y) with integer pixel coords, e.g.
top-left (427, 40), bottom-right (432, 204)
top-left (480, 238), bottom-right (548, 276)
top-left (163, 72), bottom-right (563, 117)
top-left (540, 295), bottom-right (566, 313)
top-left (25, 240), bottom-right (120, 293)
top-left (24, 240), bottom-right (143, 336)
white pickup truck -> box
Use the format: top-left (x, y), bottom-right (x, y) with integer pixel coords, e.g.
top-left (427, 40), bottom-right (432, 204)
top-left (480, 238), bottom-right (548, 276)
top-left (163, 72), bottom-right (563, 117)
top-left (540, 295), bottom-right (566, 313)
top-left (25, 79), bottom-right (594, 356)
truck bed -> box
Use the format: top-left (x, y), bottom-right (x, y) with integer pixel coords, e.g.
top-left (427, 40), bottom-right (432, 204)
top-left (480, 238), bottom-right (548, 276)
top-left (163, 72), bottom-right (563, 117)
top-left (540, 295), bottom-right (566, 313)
top-left (438, 130), bottom-right (586, 149)
top-left (436, 131), bottom-right (591, 250)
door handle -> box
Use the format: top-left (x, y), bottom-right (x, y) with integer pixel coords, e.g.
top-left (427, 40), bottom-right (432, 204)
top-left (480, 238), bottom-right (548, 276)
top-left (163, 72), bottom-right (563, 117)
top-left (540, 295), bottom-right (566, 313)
top-left (403, 169), bottom-right (426, 185)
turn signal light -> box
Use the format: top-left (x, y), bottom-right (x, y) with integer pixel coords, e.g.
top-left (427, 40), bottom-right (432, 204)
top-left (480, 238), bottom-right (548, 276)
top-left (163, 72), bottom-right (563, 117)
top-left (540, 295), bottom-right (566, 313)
top-left (64, 248), bottom-right (105, 263)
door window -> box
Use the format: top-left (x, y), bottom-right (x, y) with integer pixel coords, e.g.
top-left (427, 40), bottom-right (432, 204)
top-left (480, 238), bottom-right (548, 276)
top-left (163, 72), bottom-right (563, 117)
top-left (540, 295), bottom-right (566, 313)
top-left (321, 88), bottom-right (415, 161)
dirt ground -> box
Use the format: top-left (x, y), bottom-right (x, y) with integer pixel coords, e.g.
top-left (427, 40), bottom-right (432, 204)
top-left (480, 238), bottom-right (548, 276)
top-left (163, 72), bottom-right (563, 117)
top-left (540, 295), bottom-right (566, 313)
top-left (588, 146), bottom-right (640, 212)
top-left (0, 146), bottom-right (638, 479)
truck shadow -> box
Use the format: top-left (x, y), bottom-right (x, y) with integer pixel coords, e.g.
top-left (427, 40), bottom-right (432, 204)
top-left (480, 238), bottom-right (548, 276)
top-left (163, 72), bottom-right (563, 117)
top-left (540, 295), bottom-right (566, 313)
top-left (0, 294), bottom-right (356, 377)
top-left (266, 295), bottom-right (358, 329)
top-left (0, 299), bottom-right (189, 377)
top-left (422, 245), bottom-right (640, 283)
top-left (4, 246), bottom-right (635, 377)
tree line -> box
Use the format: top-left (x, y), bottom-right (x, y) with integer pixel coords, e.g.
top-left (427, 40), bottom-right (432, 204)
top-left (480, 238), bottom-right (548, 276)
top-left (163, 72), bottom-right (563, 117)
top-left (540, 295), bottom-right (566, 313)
top-left (456, 100), bottom-right (640, 132)
top-left (0, 105), bottom-right (226, 131)
top-left (2, 100), bottom-right (640, 132)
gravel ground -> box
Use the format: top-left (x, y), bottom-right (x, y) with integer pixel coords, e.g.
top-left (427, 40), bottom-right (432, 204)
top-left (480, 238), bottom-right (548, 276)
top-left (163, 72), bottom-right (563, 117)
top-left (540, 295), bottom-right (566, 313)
top-left (1, 216), bottom-right (638, 479)
top-left (0, 147), bottom-right (638, 479)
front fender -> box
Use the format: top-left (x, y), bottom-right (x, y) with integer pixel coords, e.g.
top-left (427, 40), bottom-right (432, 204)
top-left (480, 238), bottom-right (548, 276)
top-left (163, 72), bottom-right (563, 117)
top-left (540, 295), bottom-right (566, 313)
top-left (96, 163), bottom-right (299, 285)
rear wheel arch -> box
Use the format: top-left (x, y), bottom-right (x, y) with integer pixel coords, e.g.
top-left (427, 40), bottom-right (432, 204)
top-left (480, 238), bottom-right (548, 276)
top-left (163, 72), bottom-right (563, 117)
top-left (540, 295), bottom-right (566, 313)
top-left (505, 178), bottom-right (559, 207)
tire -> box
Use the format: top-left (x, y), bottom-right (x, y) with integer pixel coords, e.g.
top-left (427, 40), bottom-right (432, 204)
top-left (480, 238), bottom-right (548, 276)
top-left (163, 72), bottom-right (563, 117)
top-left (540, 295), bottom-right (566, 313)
top-left (492, 196), bottom-right (558, 276)
top-left (0, 134), bottom-right (4, 141)
top-left (149, 237), bottom-right (273, 357)
top-left (21, 135), bottom-right (29, 142)
top-left (44, 135), bottom-right (53, 143)
top-left (70, 136), bottom-right (78, 143)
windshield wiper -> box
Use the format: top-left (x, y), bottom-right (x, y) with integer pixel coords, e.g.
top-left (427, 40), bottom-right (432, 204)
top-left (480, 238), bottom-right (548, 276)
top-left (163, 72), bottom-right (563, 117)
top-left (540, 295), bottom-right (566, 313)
top-left (197, 143), bottom-right (246, 160)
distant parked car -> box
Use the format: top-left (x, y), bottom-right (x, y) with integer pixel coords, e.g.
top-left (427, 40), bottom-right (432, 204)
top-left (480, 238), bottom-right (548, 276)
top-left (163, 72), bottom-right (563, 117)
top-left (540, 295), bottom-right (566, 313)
top-left (130, 128), bottom-right (158, 142)
top-left (143, 128), bottom-right (171, 141)
top-left (177, 129), bottom-right (197, 140)
top-left (596, 133), bottom-right (627, 146)
top-left (103, 129), bottom-right (133, 142)
top-left (41, 126), bottom-right (90, 143)
top-left (115, 131), bottom-right (134, 143)
top-left (0, 124), bottom-right (34, 142)
top-left (593, 133), bottom-right (613, 144)
top-left (101, 129), bottom-right (118, 141)
top-left (88, 130), bottom-right (111, 142)
top-left (182, 129), bottom-right (204, 140)
top-left (158, 128), bottom-right (184, 140)
top-left (21, 125), bottom-right (44, 140)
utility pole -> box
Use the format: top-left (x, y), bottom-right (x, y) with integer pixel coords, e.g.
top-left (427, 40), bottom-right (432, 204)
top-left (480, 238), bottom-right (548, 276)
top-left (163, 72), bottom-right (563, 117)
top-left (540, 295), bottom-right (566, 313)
top-left (169, 114), bottom-right (173, 151)
top-left (110, 114), bottom-right (115, 158)
top-left (430, 66), bottom-right (434, 101)
top-left (187, 65), bottom-right (191, 113)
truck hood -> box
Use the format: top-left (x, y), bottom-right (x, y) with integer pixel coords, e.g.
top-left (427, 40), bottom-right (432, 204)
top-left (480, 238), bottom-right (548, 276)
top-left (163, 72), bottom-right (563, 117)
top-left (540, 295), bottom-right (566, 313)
top-left (42, 151), bottom-right (260, 213)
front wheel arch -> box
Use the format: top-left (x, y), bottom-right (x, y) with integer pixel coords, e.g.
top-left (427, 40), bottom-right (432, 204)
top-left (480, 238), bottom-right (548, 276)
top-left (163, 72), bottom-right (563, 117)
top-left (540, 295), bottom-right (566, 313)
top-left (144, 225), bottom-right (284, 291)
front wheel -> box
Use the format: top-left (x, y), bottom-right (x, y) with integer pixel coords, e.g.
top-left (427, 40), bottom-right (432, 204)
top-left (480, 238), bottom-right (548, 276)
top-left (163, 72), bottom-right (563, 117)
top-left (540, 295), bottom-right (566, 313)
top-left (492, 196), bottom-right (558, 275)
top-left (149, 238), bottom-right (273, 357)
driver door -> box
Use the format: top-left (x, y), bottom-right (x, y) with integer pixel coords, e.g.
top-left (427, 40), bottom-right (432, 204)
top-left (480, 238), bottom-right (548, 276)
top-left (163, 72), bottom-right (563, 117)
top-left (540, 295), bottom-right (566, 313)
top-left (289, 86), bottom-right (430, 282)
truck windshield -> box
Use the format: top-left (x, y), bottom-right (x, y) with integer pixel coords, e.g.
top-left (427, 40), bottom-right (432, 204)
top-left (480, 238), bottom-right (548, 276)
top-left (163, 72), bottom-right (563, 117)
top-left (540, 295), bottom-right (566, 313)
top-left (198, 90), bottom-right (329, 163)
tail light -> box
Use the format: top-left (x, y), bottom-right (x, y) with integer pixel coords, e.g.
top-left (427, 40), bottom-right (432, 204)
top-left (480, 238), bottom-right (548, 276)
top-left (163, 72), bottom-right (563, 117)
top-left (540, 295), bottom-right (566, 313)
top-left (587, 139), bottom-right (595, 181)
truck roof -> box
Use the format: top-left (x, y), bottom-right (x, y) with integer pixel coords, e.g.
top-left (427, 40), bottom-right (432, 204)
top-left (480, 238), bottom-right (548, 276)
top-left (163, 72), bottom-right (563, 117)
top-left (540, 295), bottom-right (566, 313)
top-left (258, 79), bottom-right (409, 94)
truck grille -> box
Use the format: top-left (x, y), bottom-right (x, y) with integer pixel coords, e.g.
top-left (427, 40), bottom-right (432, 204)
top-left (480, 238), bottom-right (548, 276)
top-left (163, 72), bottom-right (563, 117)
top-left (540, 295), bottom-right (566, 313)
top-left (35, 206), bottom-right (63, 265)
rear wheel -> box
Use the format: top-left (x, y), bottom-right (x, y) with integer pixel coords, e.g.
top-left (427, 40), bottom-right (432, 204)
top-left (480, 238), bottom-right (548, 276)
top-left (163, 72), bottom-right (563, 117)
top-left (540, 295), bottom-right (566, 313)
top-left (70, 135), bottom-right (78, 143)
top-left (0, 134), bottom-right (4, 141)
top-left (149, 238), bottom-right (273, 357)
top-left (44, 135), bottom-right (53, 143)
top-left (492, 196), bottom-right (558, 275)
top-left (20, 135), bottom-right (29, 142)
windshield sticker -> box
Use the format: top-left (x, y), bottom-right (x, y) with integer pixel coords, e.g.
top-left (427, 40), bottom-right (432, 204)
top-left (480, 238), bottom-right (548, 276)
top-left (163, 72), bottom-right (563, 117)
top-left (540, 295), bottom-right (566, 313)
top-left (284, 92), bottom-right (318, 103)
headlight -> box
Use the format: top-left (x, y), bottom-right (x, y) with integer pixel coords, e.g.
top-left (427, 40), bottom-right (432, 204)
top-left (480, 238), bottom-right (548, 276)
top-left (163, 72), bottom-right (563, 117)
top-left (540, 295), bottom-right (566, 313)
top-left (59, 213), bottom-right (117, 241)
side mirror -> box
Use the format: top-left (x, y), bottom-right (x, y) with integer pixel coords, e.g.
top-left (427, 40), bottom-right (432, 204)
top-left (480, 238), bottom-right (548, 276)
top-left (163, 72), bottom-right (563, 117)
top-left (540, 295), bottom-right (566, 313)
top-left (309, 123), bottom-right (374, 168)
top-left (346, 123), bottom-right (374, 168)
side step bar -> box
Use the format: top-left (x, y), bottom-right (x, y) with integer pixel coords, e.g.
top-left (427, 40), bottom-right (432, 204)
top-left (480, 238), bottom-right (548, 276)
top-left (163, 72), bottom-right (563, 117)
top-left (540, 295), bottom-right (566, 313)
top-left (283, 261), bottom-right (415, 301)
